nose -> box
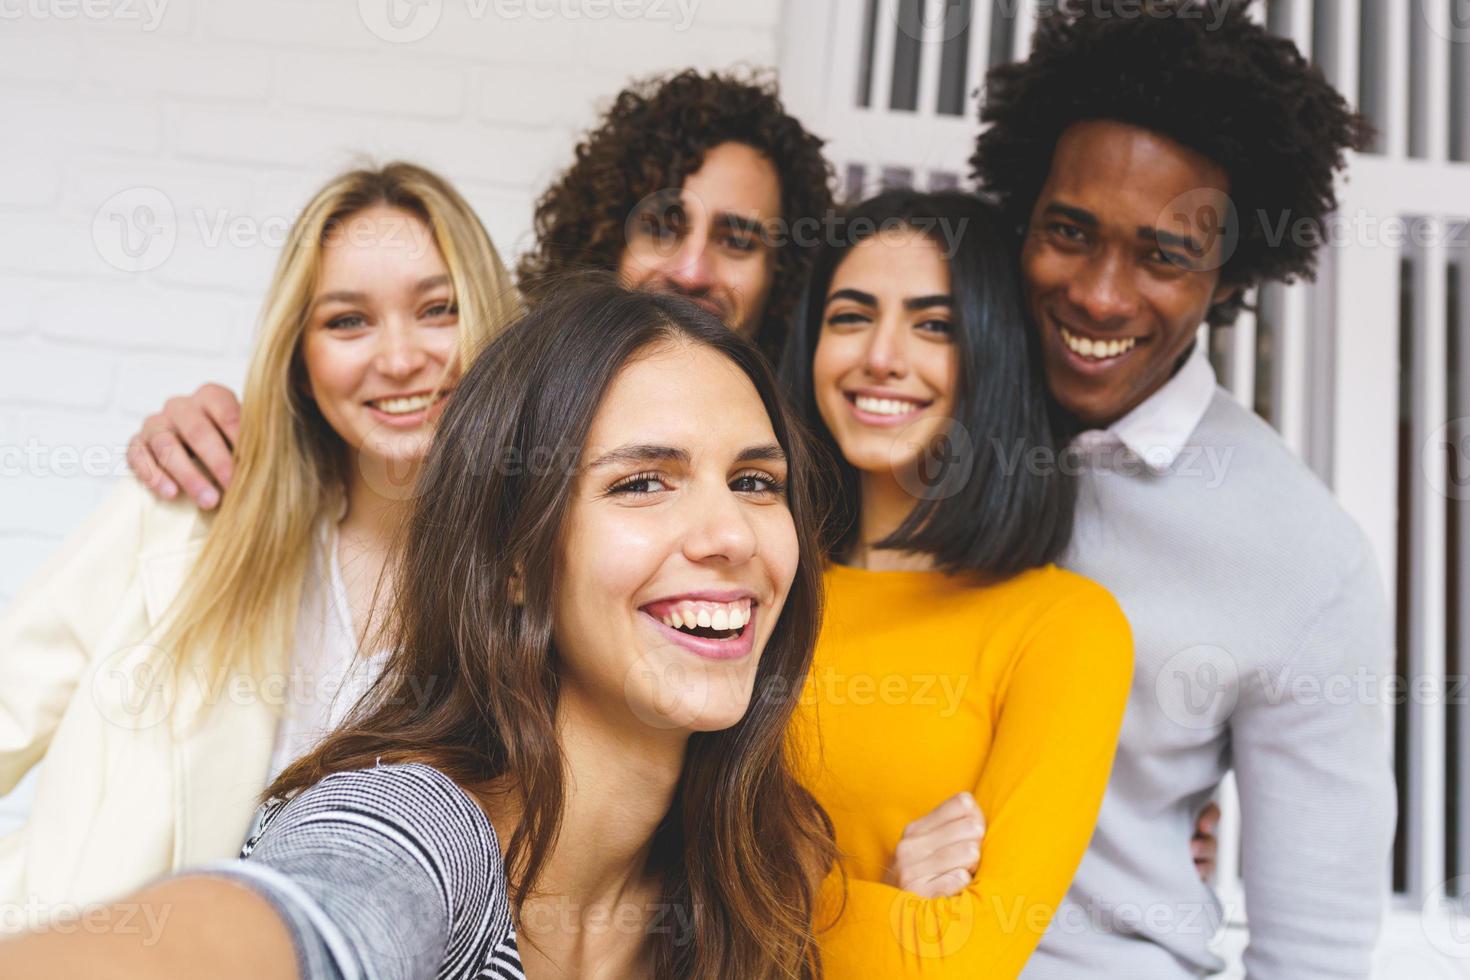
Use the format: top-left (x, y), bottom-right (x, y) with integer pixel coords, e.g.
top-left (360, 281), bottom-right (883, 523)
top-left (664, 232), bottom-right (715, 294)
top-left (374, 319), bottom-right (429, 378)
top-left (1068, 250), bottom-right (1140, 326)
top-left (862, 314), bottom-right (909, 379)
top-left (681, 478), bottom-right (758, 566)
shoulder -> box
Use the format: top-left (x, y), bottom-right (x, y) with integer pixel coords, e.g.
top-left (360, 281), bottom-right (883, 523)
top-left (996, 566), bottom-right (1134, 673)
top-left (240, 763), bottom-right (516, 977)
top-left (1192, 391), bottom-right (1378, 588)
top-left (254, 763), bottom-right (499, 861)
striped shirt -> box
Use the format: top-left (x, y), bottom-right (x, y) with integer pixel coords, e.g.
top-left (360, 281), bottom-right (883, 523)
top-left (202, 763), bottom-right (524, 980)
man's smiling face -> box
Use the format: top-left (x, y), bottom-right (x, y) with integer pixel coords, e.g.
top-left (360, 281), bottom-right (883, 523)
top-left (1021, 119), bottom-right (1239, 429)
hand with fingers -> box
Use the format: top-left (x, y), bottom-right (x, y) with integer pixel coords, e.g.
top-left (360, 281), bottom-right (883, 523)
top-left (126, 383), bottom-right (242, 510)
top-left (1193, 801), bottom-right (1220, 881)
top-left (883, 791), bottom-right (986, 899)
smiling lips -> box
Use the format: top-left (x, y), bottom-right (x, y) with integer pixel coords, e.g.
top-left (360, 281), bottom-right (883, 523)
top-left (1058, 325), bottom-right (1143, 363)
top-left (640, 595), bottom-right (757, 661)
top-left (845, 391), bottom-right (932, 425)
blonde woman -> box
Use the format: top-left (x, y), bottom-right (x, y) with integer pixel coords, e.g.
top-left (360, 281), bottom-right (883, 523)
top-left (0, 162), bottom-right (519, 921)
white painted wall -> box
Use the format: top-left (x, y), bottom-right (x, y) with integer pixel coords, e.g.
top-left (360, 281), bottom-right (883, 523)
top-left (0, 0), bottom-right (784, 829)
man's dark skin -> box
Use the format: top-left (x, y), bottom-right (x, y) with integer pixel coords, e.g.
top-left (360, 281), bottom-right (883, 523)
top-left (1019, 119), bottom-right (1240, 877)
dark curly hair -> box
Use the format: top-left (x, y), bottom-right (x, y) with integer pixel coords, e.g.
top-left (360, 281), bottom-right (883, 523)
top-left (516, 68), bottom-right (834, 355)
top-left (970, 0), bottom-right (1372, 326)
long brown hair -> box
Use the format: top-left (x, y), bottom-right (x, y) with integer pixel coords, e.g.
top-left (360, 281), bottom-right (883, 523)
top-left (269, 279), bottom-right (837, 979)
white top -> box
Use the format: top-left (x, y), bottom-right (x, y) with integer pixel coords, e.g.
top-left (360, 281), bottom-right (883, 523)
top-left (265, 519), bottom-right (390, 782)
top-left (1071, 343), bottom-right (1218, 472)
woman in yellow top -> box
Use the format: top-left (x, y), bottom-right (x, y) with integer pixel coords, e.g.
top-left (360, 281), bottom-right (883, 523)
top-left (779, 190), bottom-right (1134, 978)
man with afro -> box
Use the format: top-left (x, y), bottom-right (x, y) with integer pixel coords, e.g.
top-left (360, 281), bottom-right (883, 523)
top-left (971, 2), bottom-right (1395, 977)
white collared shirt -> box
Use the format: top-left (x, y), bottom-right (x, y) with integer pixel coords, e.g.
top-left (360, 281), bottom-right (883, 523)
top-left (1070, 344), bottom-right (1218, 473)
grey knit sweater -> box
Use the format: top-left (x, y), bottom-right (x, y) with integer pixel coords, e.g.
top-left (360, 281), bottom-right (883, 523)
top-left (1024, 387), bottom-right (1396, 979)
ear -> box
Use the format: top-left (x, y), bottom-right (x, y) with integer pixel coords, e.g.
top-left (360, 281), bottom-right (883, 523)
top-left (1211, 280), bottom-right (1243, 306)
top-left (508, 565), bottom-right (525, 606)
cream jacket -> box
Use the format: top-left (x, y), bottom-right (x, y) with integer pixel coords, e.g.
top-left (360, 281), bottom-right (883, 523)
top-left (0, 479), bottom-right (284, 923)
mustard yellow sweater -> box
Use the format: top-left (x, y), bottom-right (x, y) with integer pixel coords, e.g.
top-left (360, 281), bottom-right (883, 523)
top-left (793, 562), bottom-right (1133, 979)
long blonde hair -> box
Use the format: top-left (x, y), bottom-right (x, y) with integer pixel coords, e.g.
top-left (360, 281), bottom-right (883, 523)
top-left (158, 161), bottom-right (519, 690)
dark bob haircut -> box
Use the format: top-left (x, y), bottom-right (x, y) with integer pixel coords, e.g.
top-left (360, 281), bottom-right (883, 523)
top-left (778, 190), bottom-right (1074, 578)
top-left (970, 0), bottom-right (1371, 327)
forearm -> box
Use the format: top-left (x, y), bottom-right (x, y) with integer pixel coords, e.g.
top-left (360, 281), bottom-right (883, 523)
top-left (0, 876), bottom-right (298, 980)
top-left (819, 873), bottom-right (1054, 978)
top-left (1236, 553), bottom-right (1396, 977)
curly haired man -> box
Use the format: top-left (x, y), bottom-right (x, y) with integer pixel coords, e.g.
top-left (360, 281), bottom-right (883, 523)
top-left (519, 68), bottom-right (833, 357)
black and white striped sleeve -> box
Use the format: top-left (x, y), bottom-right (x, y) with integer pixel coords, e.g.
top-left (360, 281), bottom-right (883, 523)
top-left (197, 763), bottom-right (521, 980)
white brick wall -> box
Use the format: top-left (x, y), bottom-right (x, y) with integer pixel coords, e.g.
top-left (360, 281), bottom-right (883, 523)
top-left (0, 0), bottom-right (785, 829)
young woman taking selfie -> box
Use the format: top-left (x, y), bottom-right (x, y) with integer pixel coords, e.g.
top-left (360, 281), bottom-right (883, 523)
top-left (0, 282), bottom-right (838, 979)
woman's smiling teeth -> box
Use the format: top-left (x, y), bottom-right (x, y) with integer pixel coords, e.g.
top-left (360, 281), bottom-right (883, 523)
top-left (658, 599), bottom-right (752, 636)
top-left (1060, 326), bottom-right (1139, 360)
top-left (853, 394), bottom-right (926, 416)
top-left (369, 391), bottom-right (442, 415)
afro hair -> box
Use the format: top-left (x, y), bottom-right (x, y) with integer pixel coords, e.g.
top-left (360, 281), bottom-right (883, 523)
top-left (970, 0), bottom-right (1372, 326)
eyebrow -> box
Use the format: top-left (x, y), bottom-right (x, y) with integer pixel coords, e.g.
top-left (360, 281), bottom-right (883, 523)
top-left (715, 212), bottom-right (766, 238)
top-left (312, 274), bottom-right (452, 309)
top-left (585, 442), bottom-right (787, 470)
top-left (1043, 201), bottom-right (1205, 257)
top-left (825, 288), bottom-right (953, 311)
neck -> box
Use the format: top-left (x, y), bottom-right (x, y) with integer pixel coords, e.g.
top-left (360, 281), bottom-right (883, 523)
top-left (493, 690), bottom-right (685, 947)
top-left (852, 470), bottom-right (936, 572)
top-left (340, 450), bottom-right (415, 543)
